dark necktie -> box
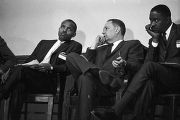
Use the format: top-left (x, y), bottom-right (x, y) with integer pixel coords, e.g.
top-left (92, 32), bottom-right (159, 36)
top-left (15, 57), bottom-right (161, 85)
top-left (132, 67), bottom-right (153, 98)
top-left (106, 43), bottom-right (113, 58)
top-left (162, 32), bottom-right (167, 46)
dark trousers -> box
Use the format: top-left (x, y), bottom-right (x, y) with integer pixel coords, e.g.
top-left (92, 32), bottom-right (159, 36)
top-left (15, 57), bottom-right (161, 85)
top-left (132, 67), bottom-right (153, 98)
top-left (66, 53), bottom-right (115, 120)
top-left (114, 61), bottom-right (180, 120)
top-left (6, 66), bottom-right (56, 120)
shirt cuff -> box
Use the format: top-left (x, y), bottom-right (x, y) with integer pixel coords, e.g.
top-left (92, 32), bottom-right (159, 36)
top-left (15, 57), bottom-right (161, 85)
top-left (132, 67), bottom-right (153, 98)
top-left (152, 41), bottom-right (158, 47)
top-left (50, 66), bottom-right (53, 70)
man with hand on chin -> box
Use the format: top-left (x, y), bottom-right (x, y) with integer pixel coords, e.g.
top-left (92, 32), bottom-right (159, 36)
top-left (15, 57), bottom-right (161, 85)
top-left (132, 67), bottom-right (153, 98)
top-left (92, 4), bottom-right (180, 120)
top-left (65, 19), bottom-right (144, 120)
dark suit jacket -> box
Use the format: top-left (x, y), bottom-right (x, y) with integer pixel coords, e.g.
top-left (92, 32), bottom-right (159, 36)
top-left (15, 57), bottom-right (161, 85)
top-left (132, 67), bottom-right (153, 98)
top-left (26, 39), bottom-right (82, 72)
top-left (145, 23), bottom-right (180, 65)
top-left (0, 36), bottom-right (16, 73)
top-left (84, 40), bottom-right (144, 80)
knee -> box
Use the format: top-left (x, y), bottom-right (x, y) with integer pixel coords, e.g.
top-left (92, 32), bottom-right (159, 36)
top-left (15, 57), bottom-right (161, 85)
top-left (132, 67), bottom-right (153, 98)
top-left (139, 61), bottom-right (158, 75)
top-left (11, 66), bottom-right (23, 74)
top-left (79, 73), bottom-right (94, 87)
top-left (67, 52), bottom-right (78, 60)
top-left (66, 53), bottom-right (78, 65)
top-left (21, 66), bottom-right (33, 73)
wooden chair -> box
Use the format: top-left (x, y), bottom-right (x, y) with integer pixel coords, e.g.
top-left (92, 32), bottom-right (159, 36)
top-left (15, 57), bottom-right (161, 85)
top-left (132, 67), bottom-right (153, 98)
top-left (153, 92), bottom-right (180, 120)
top-left (20, 72), bottom-right (61, 120)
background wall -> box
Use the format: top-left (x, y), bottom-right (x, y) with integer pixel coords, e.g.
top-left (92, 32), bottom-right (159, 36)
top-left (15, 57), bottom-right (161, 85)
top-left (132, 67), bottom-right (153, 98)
top-left (0, 0), bottom-right (180, 55)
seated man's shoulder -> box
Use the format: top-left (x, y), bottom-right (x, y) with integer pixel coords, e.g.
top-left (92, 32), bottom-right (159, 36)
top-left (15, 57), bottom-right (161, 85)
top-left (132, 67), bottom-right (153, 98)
top-left (69, 39), bottom-right (82, 45)
top-left (0, 36), bottom-right (5, 43)
top-left (124, 40), bottom-right (141, 46)
top-left (40, 39), bottom-right (57, 42)
top-left (38, 39), bottom-right (57, 45)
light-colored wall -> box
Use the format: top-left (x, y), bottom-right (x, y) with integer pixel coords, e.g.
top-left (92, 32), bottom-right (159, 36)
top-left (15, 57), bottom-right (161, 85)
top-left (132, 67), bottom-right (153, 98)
top-left (0, 0), bottom-right (180, 55)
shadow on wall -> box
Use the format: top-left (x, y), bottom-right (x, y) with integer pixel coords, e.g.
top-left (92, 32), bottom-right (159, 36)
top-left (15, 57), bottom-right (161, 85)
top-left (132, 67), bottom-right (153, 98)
top-left (74, 30), bottom-right (86, 47)
top-left (124, 28), bottom-right (134, 41)
top-left (7, 36), bottom-right (36, 55)
top-left (175, 19), bottom-right (180, 24)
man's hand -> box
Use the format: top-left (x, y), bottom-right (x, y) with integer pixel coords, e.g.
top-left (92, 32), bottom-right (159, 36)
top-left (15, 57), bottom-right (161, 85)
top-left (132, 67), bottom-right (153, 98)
top-left (29, 63), bottom-right (52, 72)
top-left (112, 56), bottom-right (126, 68)
top-left (38, 63), bottom-right (52, 72)
top-left (145, 24), bottom-right (160, 43)
top-left (28, 64), bottom-right (40, 71)
top-left (90, 35), bottom-right (106, 49)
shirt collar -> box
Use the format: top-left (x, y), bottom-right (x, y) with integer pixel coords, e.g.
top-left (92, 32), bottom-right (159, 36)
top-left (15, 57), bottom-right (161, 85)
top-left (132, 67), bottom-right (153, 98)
top-left (57, 39), bottom-right (64, 44)
top-left (111, 39), bottom-right (123, 52)
top-left (113, 39), bottom-right (123, 46)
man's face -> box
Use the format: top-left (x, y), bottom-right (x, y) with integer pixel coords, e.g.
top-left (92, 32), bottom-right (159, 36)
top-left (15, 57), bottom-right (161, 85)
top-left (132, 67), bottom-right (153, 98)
top-left (102, 21), bottom-right (117, 43)
top-left (58, 21), bottom-right (76, 41)
top-left (149, 11), bottom-right (170, 33)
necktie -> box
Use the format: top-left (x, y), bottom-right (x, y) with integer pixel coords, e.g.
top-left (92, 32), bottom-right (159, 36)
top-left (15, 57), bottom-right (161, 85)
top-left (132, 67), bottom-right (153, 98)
top-left (106, 43), bottom-right (113, 58)
top-left (41, 40), bottom-right (61, 63)
top-left (162, 32), bottom-right (167, 46)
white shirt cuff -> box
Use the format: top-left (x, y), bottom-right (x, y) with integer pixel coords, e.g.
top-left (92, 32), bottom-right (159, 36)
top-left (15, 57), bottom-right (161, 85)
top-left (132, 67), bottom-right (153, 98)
top-left (152, 41), bottom-right (158, 47)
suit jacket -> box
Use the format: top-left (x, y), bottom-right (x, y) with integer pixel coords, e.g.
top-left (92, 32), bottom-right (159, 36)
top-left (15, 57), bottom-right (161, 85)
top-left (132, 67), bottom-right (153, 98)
top-left (26, 39), bottom-right (82, 72)
top-left (145, 23), bottom-right (180, 65)
top-left (0, 36), bottom-right (16, 73)
top-left (84, 40), bottom-right (144, 80)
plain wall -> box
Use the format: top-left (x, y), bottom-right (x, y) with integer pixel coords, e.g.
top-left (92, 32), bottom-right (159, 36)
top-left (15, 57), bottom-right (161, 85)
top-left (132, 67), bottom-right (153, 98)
top-left (0, 0), bottom-right (180, 55)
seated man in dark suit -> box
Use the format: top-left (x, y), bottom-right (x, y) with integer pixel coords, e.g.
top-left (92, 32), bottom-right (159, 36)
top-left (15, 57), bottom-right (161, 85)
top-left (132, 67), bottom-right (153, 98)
top-left (0, 36), bottom-right (16, 110)
top-left (0, 36), bottom-right (16, 82)
top-left (0, 19), bottom-right (82, 120)
top-left (92, 4), bottom-right (180, 120)
top-left (64, 19), bottom-right (145, 120)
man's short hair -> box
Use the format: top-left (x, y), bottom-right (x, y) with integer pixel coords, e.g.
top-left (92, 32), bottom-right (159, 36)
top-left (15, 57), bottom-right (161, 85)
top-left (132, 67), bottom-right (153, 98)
top-left (62, 19), bottom-right (77, 32)
top-left (107, 19), bottom-right (126, 36)
top-left (151, 4), bottom-right (171, 18)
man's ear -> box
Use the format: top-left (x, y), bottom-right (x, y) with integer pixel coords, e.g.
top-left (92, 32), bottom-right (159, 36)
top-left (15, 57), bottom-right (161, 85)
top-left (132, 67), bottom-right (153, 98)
top-left (115, 26), bottom-right (121, 34)
top-left (72, 32), bottom-right (76, 37)
top-left (167, 17), bottom-right (172, 24)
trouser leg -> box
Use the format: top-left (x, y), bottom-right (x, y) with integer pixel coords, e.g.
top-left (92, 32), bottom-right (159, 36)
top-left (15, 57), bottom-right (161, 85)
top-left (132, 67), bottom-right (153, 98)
top-left (8, 83), bottom-right (26, 120)
top-left (66, 53), bottom-right (98, 80)
top-left (112, 62), bottom-right (162, 117)
top-left (113, 61), bottom-right (180, 119)
top-left (8, 66), bottom-right (55, 120)
top-left (78, 72), bottom-right (113, 120)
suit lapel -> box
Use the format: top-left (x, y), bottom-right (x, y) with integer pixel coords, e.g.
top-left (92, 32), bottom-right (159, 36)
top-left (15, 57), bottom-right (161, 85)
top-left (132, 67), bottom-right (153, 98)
top-left (105, 41), bottom-right (125, 59)
top-left (53, 41), bottom-right (72, 54)
top-left (50, 41), bottom-right (70, 64)
top-left (39, 40), bottom-right (56, 61)
top-left (167, 24), bottom-right (177, 47)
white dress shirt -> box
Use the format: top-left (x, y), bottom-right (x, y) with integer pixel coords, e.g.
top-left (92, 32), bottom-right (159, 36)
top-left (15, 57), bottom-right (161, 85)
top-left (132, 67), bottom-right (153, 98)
top-left (41, 40), bottom-right (62, 63)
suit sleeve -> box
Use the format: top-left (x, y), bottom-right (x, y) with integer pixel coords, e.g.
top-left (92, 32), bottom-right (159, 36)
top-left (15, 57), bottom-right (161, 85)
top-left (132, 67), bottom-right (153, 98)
top-left (144, 38), bottom-right (158, 63)
top-left (0, 36), bottom-right (16, 73)
top-left (125, 41), bottom-right (145, 77)
top-left (67, 42), bottom-right (82, 55)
